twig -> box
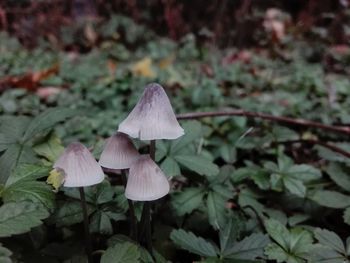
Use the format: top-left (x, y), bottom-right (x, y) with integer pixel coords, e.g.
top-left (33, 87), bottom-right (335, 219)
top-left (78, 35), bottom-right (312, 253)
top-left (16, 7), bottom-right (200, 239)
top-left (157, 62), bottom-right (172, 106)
top-left (282, 139), bottom-right (350, 159)
top-left (176, 110), bottom-right (350, 135)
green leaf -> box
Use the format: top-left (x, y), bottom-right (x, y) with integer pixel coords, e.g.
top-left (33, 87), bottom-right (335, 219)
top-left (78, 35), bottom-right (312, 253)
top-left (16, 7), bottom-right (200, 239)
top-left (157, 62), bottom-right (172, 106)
top-left (0, 144), bottom-right (38, 185)
top-left (5, 164), bottom-right (50, 186)
top-left (264, 219), bottom-right (290, 250)
top-left (2, 181), bottom-right (55, 209)
top-left (101, 242), bottom-right (140, 263)
top-left (170, 229), bottom-right (218, 257)
top-left (0, 115), bottom-right (30, 142)
top-left (172, 187), bottom-right (205, 216)
top-left (207, 191), bottom-right (227, 230)
top-left (286, 164), bottom-right (321, 182)
top-left (283, 177), bottom-right (306, 198)
top-left (224, 233), bottom-right (270, 260)
top-left (89, 211), bottom-right (113, 235)
top-left (0, 133), bottom-right (13, 152)
top-left (0, 201), bottom-right (49, 237)
top-left (220, 219), bottom-right (240, 255)
top-left (344, 207), bottom-right (350, 225)
top-left (309, 245), bottom-right (346, 263)
top-left (23, 107), bottom-right (75, 142)
top-left (309, 190), bottom-right (350, 208)
top-left (52, 201), bottom-right (95, 227)
top-left (175, 155), bottom-right (219, 176)
top-left (265, 243), bottom-right (289, 263)
top-left (160, 156), bottom-right (181, 177)
top-left (2, 164), bottom-right (54, 209)
top-left (33, 134), bottom-right (64, 162)
top-left (0, 243), bottom-right (12, 263)
top-left (170, 121), bottom-right (202, 154)
top-left (314, 228), bottom-right (346, 254)
top-left (326, 163), bottom-right (350, 192)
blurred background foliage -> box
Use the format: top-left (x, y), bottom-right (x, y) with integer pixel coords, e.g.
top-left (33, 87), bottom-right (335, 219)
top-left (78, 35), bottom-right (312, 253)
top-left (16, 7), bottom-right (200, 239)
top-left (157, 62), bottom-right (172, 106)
top-left (1, 0), bottom-right (350, 262)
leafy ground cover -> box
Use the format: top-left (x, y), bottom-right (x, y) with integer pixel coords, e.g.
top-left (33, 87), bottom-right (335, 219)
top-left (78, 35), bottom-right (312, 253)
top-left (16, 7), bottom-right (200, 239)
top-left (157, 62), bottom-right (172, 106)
top-left (1, 9), bottom-right (350, 263)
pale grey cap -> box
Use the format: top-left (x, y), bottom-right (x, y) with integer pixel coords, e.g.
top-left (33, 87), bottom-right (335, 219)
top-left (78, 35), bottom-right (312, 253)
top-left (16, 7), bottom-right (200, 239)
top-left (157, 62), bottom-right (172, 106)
top-left (54, 142), bottom-right (104, 187)
top-left (125, 154), bottom-right (170, 201)
top-left (99, 132), bottom-right (140, 169)
top-left (118, 83), bottom-right (184, 140)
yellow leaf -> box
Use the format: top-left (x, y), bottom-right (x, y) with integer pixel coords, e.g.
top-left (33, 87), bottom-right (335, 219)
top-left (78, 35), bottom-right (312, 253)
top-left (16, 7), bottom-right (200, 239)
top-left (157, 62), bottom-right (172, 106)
top-left (47, 169), bottom-right (65, 192)
top-left (158, 54), bottom-right (175, 69)
top-left (131, 57), bottom-right (156, 78)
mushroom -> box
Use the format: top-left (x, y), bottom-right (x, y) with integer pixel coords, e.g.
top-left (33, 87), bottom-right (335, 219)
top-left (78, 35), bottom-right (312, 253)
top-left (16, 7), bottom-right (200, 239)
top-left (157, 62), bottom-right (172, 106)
top-left (118, 83), bottom-right (184, 140)
top-left (125, 154), bottom-right (170, 201)
top-left (54, 142), bottom-right (104, 263)
top-left (99, 132), bottom-right (140, 170)
top-left (54, 142), bottom-right (104, 187)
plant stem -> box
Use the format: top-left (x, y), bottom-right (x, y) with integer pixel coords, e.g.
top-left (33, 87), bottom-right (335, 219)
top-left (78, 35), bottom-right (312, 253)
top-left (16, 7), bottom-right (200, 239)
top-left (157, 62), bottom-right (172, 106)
top-left (79, 187), bottom-right (93, 263)
top-left (121, 169), bottom-right (137, 240)
top-left (176, 110), bottom-right (350, 135)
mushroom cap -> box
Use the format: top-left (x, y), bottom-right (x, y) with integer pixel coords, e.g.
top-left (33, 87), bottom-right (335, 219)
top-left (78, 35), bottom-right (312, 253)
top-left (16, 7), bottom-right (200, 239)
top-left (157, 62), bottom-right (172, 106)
top-left (99, 132), bottom-right (140, 170)
top-left (118, 83), bottom-right (184, 140)
top-left (54, 142), bottom-right (104, 187)
top-left (125, 154), bottom-right (170, 201)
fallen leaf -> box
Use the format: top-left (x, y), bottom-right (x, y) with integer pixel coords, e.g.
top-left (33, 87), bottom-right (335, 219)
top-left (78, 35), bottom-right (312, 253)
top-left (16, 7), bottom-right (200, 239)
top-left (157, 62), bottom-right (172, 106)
top-left (131, 57), bottom-right (156, 78)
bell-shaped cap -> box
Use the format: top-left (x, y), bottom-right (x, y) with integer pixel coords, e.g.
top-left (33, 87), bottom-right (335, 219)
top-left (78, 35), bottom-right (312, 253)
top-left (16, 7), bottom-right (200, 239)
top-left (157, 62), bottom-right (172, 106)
top-left (99, 132), bottom-right (140, 169)
top-left (125, 155), bottom-right (170, 201)
top-left (54, 142), bottom-right (104, 187)
top-left (118, 83), bottom-right (184, 140)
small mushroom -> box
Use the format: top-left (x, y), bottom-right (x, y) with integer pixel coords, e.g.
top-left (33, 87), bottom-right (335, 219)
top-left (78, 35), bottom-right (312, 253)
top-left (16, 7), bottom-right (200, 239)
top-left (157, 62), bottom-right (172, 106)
top-left (99, 132), bottom-right (140, 170)
top-left (125, 154), bottom-right (170, 201)
top-left (118, 83), bottom-right (184, 140)
top-left (54, 142), bottom-right (104, 187)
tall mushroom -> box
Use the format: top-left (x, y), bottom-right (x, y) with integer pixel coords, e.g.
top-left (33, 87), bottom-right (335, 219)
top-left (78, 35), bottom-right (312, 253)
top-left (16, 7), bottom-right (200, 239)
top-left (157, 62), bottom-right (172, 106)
top-left (54, 142), bottom-right (104, 263)
top-left (117, 83), bottom-right (184, 252)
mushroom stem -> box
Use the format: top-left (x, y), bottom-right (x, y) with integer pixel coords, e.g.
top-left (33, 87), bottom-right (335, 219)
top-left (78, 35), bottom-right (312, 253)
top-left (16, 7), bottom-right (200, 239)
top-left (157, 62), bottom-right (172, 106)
top-left (79, 187), bottom-right (93, 263)
top-left (139, 140), bottom-right (156, 254)
top-left (121, 169), bottom-right (138, 240)
top-left (149, 140), bottom-right (156, 160)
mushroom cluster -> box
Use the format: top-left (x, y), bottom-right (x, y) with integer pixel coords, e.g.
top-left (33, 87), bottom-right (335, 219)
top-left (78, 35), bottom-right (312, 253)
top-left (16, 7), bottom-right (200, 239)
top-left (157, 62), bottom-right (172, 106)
top-left (52, 83), bottom-right (184, 258)
top-left (53, 83), bottom-right (183, 198)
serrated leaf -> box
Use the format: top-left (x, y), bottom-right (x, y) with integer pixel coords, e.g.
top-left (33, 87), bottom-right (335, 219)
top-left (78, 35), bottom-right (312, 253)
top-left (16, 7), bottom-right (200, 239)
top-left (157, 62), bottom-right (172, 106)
top-left (23, 108), bottom-right (75, 142)
top-left (264, 219), bottom-right (290, 250)
top-left (224, 233), bottom-right (270, 260)
top-left (101, 242), bottom-right (140, 263)
top-left (0, 201), bottom-right (49, 237)
top-left (207, 191), bottom-right (227, 230)
top-left (160, 156), bottom-right (181, 177)
top-left (283, 177), bottom-right (306, 198)
top-left (52, 201), bottom-right (95, 227)
top-left (172, 187), bottom-right (205, 216)
top-left (174, 155), bottom-right (219, 176)
top-left (326, 163), bottom-right (350, 192)
top-left (90, 211), bottom-right (113, 235)
top-left (310, 190), bottom-right (350, 208)
top-left (33, 134), bottom-right (64, 162)
top-left (308, 245), bottom-right (346, 263)
top-left (2, 181), bottom-right (55, 209)
top-left (0, 144), bottom-right (38, 185)
top-left (170, 121), bottom-right (202, 154)
top-left (6, 164), bottom-right (50, 186)
top-left (344, 207), bottom-right (350, 226)
top-left (0, 243), bottom-right (12, 263)
top-left (170, 229), bottom-right (218, 257)
top-left (265, 243), bottom-right (289, 263)
top-left (314, 228), bottom-right (346, 254)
